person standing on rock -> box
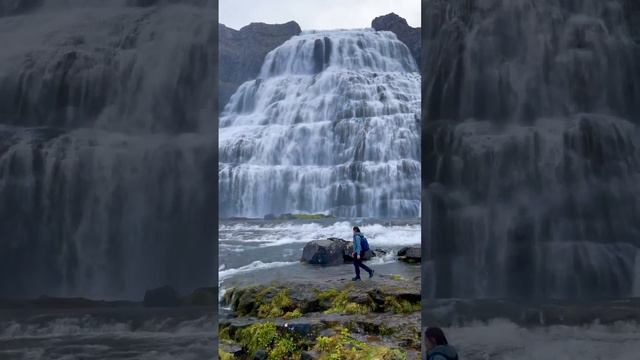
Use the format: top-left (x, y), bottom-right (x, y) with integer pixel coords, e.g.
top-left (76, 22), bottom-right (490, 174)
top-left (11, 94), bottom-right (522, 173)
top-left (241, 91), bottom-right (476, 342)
top-left (423, 327), bottom-right (459, 360)
top-left (352, 226), bottom-right (374, 281)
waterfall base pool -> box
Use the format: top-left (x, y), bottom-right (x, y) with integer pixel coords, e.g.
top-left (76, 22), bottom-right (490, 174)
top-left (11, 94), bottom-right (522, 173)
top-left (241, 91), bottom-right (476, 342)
top-left (219, 219), bottom-right (421, 301)
top-left (0, 307), bottom-right (216, 360)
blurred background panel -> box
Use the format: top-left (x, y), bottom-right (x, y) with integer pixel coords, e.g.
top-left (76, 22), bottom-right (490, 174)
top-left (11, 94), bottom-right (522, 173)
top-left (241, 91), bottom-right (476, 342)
top-left (422, 0), bottom-right (640, 359)
top-left (0, 1), bottom-right (218, 358)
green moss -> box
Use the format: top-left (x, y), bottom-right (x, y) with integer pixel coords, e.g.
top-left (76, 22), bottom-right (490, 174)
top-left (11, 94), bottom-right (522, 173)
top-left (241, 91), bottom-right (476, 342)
top-left (292, 213), bottom-right (334, 219)
top-left (389, 274), bottom-right (404, 281)
top-left (378, 324), bottom-right (394, 336)
top-left (383, 296), bottom-right (420, 313)
top-left (256, 288), bottom-right (297, 318)
top-left (400, 258), bottom-right (420, 265)
top-left (317, 288), bottom-right (341, 301)
top-left (269, 337), bottom-right (300, 359)
top-left (218, 350), bottom-right (234, 360)
top-left (218, 326), bottom-right (231, 341)
top-left (322, 288), bottom-right (372, 315)
top-left (258, 304), bottom-right (284, 318)
top-left (314, 327), bottom-right (407, 360)
top-left (283, 308), bottom-right (302, 319)
top-left (222, 288), bottom-right (235, 306)
top-left (255, 286), bottom-right (277, 304)
top-left (237, 322), bottom-right (279, 355)
top-left (233, 321), bottom-right (303, 359)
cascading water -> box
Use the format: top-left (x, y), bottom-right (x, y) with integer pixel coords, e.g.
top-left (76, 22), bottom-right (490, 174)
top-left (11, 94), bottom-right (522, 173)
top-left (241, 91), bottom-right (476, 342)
top-left (0, 0), bottom-right (217, 299)
top-left (219, 29), bottom-right (421, 218)
top-left (423, 0), bottom-right (640, 299)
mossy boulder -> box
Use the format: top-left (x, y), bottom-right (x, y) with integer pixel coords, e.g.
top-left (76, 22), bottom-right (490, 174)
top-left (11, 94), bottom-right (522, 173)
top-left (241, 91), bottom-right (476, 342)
top-left (221, 277), bottom-right (420, 318)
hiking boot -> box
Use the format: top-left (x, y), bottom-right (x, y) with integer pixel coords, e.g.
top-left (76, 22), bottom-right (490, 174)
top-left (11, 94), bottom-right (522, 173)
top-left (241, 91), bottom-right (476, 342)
top-left (368, 269), bottom-right (374, 278)
top-left (352, 277), bottom-right (361, 281)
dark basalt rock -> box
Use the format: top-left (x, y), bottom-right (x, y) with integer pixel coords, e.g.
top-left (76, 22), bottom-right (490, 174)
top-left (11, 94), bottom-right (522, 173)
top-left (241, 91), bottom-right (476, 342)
top-left (301, 238), bottom-right (349, 265)
top-left (301, 351), bottom-right (320, 360)
top-left (220, 342), bottom-right (244, 357)
top-left (143, 285), bottom-right (179, 307)
top-left (219, 21), bottom-right (302, 109)
top-left (397, 246), bottom-right (421, 263)
top-left (253, 349), bottom-right (268, 360)
top-left (301, 238), bottom-right (375, 265)
top-left (372, 13), bottom-right (421, 69)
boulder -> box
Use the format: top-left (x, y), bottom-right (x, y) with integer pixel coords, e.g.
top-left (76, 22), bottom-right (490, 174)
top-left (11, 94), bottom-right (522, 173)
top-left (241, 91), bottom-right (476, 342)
top-left (301, 238), bottom-right (378, 265)
top-left (220, 342), bottom-right (243, 357)
top-left (254, 349), bottom-right (268, 360)
top-left (143, 285), bottom-right (179, 307)
top-left (397, 246), bottom-right (421, 263)
top-left (301, 238), bottom-right (350, 265)
top-left (301, 351), bottom-right (320, 360)
top-left (182, 287), bottom-right (217, 306)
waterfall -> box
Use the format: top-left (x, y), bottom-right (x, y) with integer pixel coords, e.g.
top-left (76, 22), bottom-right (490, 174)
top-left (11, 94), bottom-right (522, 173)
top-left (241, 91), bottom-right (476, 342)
top-left (0, 0), bottom-right (217, 299)
top-left (423, 0), bottom-right (640, 299)
top-left (219, 29), bottom-right (421, 218)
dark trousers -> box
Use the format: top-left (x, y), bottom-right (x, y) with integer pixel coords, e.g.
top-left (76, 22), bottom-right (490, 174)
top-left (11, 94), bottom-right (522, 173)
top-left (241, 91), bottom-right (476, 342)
top-left (353, 251), bottom-right (372, 278)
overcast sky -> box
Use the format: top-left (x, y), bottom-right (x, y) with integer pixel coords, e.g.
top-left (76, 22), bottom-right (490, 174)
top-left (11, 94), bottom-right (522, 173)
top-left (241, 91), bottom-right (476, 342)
top-left (220, 0), bottom-right (420, 30)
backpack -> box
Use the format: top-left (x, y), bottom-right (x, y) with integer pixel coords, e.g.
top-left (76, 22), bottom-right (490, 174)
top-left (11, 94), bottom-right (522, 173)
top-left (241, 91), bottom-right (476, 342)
top-left (359, 234), bottom-right (370, 252)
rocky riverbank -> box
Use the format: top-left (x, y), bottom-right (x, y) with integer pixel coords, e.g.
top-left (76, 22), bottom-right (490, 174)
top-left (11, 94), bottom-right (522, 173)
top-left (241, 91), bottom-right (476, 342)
top-left (219, 276), bottom-right (421, 360)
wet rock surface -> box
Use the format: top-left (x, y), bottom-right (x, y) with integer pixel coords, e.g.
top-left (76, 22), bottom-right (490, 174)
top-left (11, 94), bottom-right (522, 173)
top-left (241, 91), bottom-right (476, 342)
top-left (397, 246), bottom-right (421, 263)
top-left (219, 276), bottom-right (421, 359)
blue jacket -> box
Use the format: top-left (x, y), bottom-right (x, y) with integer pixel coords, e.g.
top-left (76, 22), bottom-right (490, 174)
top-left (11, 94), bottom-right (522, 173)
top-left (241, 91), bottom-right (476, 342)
top-left (427, 345), bottom-right (458, 360)
top-left (353, 232), bottom-right (364, 253)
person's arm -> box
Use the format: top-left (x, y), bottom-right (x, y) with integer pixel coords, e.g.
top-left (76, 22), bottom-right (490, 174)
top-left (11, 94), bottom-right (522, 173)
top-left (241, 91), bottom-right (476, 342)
top-left (353, 234), bottom-right (362, 255)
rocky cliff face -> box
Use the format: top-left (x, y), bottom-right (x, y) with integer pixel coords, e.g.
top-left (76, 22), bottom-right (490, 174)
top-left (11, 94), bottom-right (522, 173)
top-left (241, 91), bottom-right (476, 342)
top-left (219, 14), bottom-right (420, 110)
top-left (218, 21), bottom-right (301, 109)
top-left (372, 13), bottom-right (421, 70)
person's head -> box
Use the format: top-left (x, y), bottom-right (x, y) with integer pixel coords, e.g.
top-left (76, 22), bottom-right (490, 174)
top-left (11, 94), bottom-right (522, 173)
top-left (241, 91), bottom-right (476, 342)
top-left (424, 327), bottom-right (448, 350)
top-left (352, 226), bottom-right (360, 233)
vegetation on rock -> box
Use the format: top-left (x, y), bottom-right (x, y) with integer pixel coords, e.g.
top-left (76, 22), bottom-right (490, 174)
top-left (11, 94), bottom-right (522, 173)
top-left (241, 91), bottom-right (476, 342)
top-left (384, 296), bottom-right (421, 314)
top-left (322, 287), bottom-right (372, 315)
top-left (218, 350), bottom-right (235, 360)
top-left (314, 327), bottom-right (407, 360)
top-left (221, 322), bottom-right (409, 360)
top-left (219, 279), bottom-right (421, 359)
